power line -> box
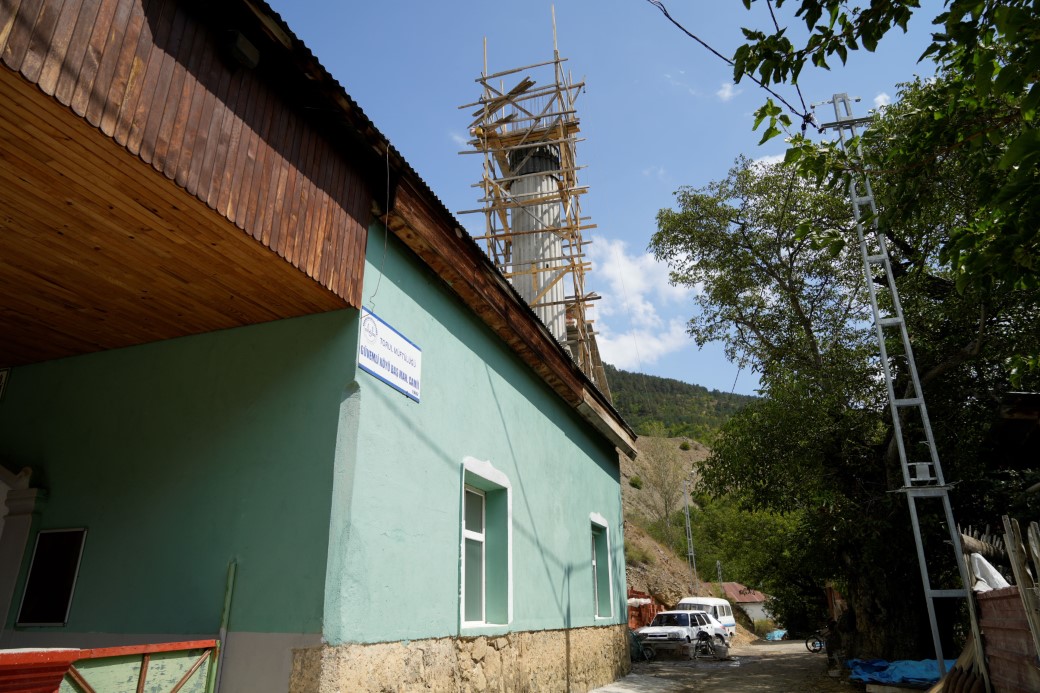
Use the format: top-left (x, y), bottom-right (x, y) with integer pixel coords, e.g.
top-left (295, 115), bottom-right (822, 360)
top-left (765, 0), bottom-right (809, 120)
top-left (644, 0), bottom-right (815, 132)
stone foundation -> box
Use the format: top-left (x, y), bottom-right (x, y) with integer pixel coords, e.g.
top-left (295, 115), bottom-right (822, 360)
top-left (289, 624), bottom-right (630, 692)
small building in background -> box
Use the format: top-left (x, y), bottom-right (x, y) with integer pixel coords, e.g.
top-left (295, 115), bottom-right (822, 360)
top-left (721, 582), bottom-right (771, 623)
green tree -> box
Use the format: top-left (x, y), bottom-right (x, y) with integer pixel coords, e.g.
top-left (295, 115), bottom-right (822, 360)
top-left (650, 122), bottom-right (1040, 657)
top-left (734, 0), bottom-right (1040, 295)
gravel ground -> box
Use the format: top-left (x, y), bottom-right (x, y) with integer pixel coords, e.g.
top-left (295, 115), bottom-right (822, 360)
top-left (593, 641), bottom-right (860, 693)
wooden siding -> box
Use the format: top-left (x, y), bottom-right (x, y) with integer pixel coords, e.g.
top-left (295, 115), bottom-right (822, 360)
top-left (0, 0), bottom-right (369, 306)
top-left (0, 63), bottom-right (347, 366)
top-left (977, 586), bottom-right (1040, 693)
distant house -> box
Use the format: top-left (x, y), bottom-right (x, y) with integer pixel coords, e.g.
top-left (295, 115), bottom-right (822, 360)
top-left (0, 1), bottom-right (636, 692)
top-left (721, 582), bottom-right (771, 622)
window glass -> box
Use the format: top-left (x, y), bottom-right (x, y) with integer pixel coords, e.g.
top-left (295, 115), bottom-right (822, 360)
top-left (464, 537), bottom-right (484, 622)
top-left (464, 490), bottom-right (483, 533)
top-left (591, 523), bottom-right (610, 617)
top-left (461, 473), bottom-right (508, 626)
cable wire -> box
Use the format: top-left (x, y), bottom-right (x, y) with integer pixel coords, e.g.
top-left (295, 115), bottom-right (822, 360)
top-left (645, 0), bottom-right (816, 132)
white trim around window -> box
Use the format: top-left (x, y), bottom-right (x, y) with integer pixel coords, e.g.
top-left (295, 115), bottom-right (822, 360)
top-left (590, 512), bottom-right (612, 619)
top-left (460, 457), bottom-right (512, 629)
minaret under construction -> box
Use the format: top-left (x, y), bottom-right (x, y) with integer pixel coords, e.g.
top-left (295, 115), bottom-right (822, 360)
top-left (459, 21), bottom-right (611, 399)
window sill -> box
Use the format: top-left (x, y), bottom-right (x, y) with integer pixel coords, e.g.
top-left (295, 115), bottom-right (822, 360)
top-left (460, 622), bottom-right (510, 637)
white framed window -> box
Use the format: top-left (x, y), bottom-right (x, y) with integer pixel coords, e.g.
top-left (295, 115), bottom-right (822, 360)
top-left (463, 486), bottom-right (486, 624)
top-left (590, 513), bottom-right (612, 618)
top-left (461, 457), bottom-right (511, 628)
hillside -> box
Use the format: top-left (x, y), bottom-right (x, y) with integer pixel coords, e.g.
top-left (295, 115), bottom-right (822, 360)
top-left (605, 364), bottom-right (756, 440)
top-left (621, 434), bottom-right (760, 644)
top-left (620, 435), bottom-right (710, 606)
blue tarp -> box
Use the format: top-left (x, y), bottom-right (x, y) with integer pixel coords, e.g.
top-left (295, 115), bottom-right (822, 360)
top-left (765, 629), bottom-right (788, 641)
top-left (847, 658), bottom-right (957, 686)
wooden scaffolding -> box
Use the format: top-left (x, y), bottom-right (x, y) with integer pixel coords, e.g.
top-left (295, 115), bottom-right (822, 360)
top-left (458, 35), bottom-right (610, 398)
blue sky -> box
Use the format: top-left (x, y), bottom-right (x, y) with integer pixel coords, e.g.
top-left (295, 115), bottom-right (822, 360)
top-left (266, 1), bottom-right (939, 396)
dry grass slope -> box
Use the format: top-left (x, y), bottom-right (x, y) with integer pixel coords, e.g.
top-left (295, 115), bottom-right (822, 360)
top-left (621, 435), bottom-right (758, 645)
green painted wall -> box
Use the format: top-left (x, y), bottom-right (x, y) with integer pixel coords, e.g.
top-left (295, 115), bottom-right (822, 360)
top-left (323, 225), bottom-right (626, 644)
top-left (0, 311), bottom-right (357, 635)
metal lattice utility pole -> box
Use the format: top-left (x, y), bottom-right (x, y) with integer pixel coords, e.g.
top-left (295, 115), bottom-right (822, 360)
top-left (683, 479), bottom-right (700, 594)
top-left (817, 94), bottom-right (970, 674)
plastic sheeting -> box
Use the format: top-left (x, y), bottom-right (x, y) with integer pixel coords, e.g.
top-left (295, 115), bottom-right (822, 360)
top-left (765, 629), bottom-right (788, 641)
top-left (970, 553), bottom-right (1011, 592)
top-left (847, 659), bottom-right (957, 685)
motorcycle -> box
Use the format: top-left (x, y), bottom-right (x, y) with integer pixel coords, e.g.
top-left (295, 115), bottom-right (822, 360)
top-left (692, 629), bottom-right (729, 660)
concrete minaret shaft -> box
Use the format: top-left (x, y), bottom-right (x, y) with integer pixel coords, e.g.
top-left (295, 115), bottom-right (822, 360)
top-left (508, 146), bottom-right (566, 343)
top-left (458, 30), bottom-right (611, 399)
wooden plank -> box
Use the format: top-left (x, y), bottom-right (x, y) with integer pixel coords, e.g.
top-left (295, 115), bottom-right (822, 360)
top-left (300, 128), bottom-right (326, 274)
top-left (99, 0), bottom-right (144, 137)
top-left (171, 16), bottom-right (212, 184)
top-left (18, 0), bottom-right (62, 83)
top-left (202, 64), bottom-right (244, 210)
top-left (0, 72), bottom-right (343, 316)
top-left (334, 157), bottom-right (364, 297)
top-left (51, 0), bottom-right (99, 104)
top-left (221, 70), bottom-right (258, 222)
top-left (251, 94), bottom-right (286, 241)
top-left (37, 0), bottom-right (89, 95)
top-left (0, 0), bottom-right (27, 55)
top-left (348, 170), bottom-right (371, 303)
top-left (151, 6), bottom-right (198, 174)
top-left (136, 0), bottom-right (184, 162)
top-left (67, 0), bottom-right (118, 117)
top-left (258, 104), bottom-right (291, 246)
top-left (124, 0), bottom-right (174, 155)
top-left (268, 116), bottom-right (303, 258)
top-left (309, 144), bottom-right (338, 287)
top-left (111, 0), bottom-right (156, 145)
top-left (239, 83), bottom-right (274, 233)
top-left (135, 653), bottom-right (149, 693)
top-left (184, 42), bottom-right (227, 195)
top-left (83, 0), bottom-right (132, 127)
top-left (2, 0), bottom-right (44, 71)
top-left (240, 85), bottom-right (273, 235)
top-left (285, 125), bottom-right (317, 265)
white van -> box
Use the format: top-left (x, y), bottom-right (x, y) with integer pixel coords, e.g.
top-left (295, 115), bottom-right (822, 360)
top-left (675, 597), bottom-right (737, 637)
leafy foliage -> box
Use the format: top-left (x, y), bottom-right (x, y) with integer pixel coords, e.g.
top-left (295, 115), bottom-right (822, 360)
top-left (650, 125), bottom-right (1040, 657)
top-left (736, 0), bottom-right (1040, 296)
top-left (605, 364), bottom-right (756, 440)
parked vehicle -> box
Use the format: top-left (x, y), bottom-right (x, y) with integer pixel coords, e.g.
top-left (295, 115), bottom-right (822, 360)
top-left (674, 597), bottom-right (737, 637)
top-left (635, 610), bottom-right (729, 656)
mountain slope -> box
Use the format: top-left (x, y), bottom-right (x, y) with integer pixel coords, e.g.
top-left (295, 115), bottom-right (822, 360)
top-left (605, 364), bottom-right (756, 440)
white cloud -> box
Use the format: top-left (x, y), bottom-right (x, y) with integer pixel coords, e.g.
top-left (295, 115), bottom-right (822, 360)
top-left (716, 82), bottom-right (742, 102)
top-left (753, 153), bottom-right (785, 168)
top-left (450, 131), bottom-right (467, 146)
top-left (583, 238), bottom-right (694, 371)
top-left (588, 238), bottom-right (689, 326)
top-left (873, 92), bottom-right (891, 108)
top-left (641, 165), bottom-right (668, 182)
top-left (596, 319), bottom-right (691, 370)
top-left (663, 72), bottom-right (698, 97)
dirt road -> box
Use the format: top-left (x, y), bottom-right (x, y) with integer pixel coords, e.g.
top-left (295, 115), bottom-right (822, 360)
top-left (593, 641), bottom-right (854, 692)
